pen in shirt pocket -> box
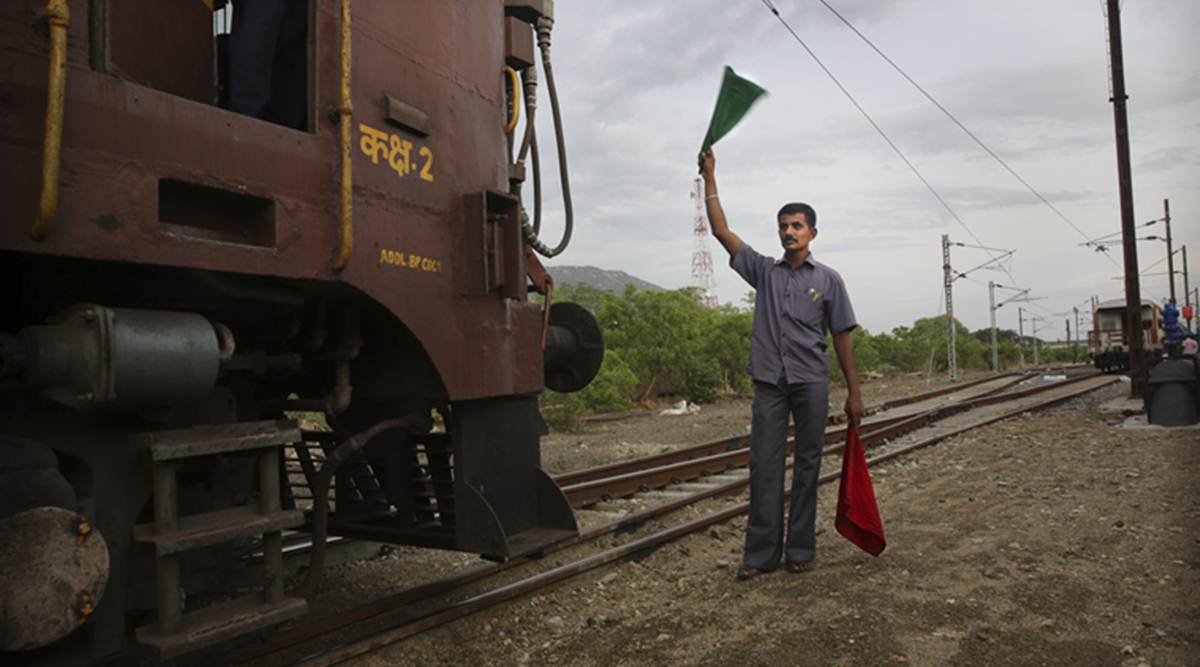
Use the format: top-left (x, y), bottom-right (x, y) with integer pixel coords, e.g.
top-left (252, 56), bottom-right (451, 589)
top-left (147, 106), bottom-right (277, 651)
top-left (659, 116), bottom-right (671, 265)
top-left (807, 287), bottom-right (822, 303)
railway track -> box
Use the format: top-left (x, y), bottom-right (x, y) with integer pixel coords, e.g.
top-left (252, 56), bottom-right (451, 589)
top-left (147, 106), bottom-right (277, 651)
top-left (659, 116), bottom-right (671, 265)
top-left (556, 371), bottom-right (1035, 509)
top-left (242, 371), bottom-right (1030, 566)
top-left (227, 368), bottom-right (1110, 666)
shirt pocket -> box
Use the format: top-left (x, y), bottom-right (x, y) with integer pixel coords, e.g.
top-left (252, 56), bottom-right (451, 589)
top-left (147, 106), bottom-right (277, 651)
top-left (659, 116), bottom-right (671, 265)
top-left (787, 288), bottom-right (825, 330)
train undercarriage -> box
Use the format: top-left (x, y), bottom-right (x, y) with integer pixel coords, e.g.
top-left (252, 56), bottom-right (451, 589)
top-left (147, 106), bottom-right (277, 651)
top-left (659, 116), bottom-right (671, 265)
top-left (1, 254), bottom-right (598, 663)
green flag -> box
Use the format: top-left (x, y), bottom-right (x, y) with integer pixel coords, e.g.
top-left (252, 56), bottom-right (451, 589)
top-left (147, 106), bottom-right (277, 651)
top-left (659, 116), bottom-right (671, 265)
top-left (699, 66), bottom-right (768, 160)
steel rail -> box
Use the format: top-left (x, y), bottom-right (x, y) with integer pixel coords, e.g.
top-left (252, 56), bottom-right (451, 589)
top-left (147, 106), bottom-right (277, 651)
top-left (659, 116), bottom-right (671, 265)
top-left (293, 374), bottom-right (1118, 666)
top-left (561, 410), bottom-right (935, 508)
top-left (554, 372), bottom-right (1027, 488)
top-left (229, 409), bottom-right (927, 665)
top-left (578, 370), bottom-right (1018, 428)
top-left (874, 370), bottom-right (1022, 411)
top-left (561, 372), bottom-right (1090, 508)
top-left (232, 372), bottom-right (1107, 665)
top-left (241, 371), bottom-right (1081, 572)
top-left (555, 410), bottom-right (908, 489)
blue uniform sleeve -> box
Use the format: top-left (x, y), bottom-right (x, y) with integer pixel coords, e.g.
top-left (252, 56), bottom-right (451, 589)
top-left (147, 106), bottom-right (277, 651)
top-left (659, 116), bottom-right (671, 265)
top-left (730, 243), bottom-right (772, 289)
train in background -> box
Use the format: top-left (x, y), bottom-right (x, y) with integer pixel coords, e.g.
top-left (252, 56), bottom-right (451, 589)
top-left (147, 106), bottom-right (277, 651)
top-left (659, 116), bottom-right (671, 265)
top-left (1088, 298), bottom-right (1164, 372)
top-left (0, 1), bottom-right (602, 663)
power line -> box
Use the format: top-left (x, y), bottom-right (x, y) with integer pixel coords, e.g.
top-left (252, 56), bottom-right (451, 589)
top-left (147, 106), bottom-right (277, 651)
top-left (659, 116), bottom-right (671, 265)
top-left (758, 0), bottom-right (1020, 287)
top-left (815, 0), bottom-right (1119, 268)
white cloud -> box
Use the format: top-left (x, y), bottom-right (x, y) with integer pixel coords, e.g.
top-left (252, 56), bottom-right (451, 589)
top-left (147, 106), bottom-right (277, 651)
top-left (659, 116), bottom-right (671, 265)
top-left (529, 0), bottom-right (1200, 336)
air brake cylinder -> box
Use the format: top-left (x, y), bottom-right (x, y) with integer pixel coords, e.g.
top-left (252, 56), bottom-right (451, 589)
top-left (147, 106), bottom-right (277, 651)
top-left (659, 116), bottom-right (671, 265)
top-left (543, 302), bottom-right (603, 392)
top-left (5, 304), bottom-right (224, 409)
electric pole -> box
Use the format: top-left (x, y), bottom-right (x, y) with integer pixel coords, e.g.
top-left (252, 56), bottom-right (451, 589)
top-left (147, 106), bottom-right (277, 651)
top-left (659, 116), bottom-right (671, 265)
top-left (1105, 0), bottom-right (1145, 396)
top-left (1031, 316), bottom-right (1045, 367)
top-left (1074, 306), bottom-right (1082, 362)
top-left (1164, 199), bottom-right (1175, 304)
top-left (989, 281), bottom-right (998, 373)
top-left (1184, 245), bottom-right (1192, 330)
top-left (944, 239), bottom-right (1015, 380)
top-left (989, 282), bottom-right (1030, 372)
top-left (942, 234), bottom-right (956, 382)
top-left (1193, 287), bottom-right (1199, 330)
top-left (1018, 306), bottom-right (1025, 369)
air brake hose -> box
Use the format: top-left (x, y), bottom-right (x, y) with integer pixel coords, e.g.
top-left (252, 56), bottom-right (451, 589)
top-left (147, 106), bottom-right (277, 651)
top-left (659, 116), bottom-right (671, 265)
top-left (295, 414), bottom-right (427, 597)
top-left (517, 67), bottom-right (538, 164)
top-left (515, 67), bottom-right (543, 235)
top-left (522, 16), bottom-right (574, 258)
top-left (530, 130), bottom-right (542, 235)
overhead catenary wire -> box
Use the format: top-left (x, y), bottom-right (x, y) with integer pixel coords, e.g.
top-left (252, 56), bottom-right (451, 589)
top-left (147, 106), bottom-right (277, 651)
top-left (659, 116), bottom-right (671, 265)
top-left (815, 0), bottom-right (1119, 268)
top-left (757, 0), bottom-right (1021, 289)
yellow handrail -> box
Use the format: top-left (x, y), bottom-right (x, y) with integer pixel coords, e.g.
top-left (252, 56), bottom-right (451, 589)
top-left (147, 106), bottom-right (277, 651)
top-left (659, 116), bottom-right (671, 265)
top-left (333, 0), bottom-right (354, 271)
top-left (31, 0), bottom-right (70, 241)
top-left (503, 66), bottom-right (520, 134)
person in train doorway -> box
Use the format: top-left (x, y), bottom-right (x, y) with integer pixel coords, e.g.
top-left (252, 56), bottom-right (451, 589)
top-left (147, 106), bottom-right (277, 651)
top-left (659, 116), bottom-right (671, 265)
top-left (699, 148), bottom-right (865, 580)
top-left (227, 0), bottom-right (308, 130)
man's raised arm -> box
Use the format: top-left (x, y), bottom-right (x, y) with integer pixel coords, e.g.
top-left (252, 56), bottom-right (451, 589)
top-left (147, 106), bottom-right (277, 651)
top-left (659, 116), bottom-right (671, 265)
top-left (700, 150), bottom-right (743, 257)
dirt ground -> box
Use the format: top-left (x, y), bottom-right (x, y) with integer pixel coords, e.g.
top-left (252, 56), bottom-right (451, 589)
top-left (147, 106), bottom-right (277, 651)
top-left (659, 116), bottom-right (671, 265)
top-left (308, 373), bottom-right (1199, 667)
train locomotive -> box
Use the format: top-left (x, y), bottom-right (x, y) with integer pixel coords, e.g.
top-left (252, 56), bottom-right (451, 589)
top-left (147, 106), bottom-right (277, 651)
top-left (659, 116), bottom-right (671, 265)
top-left (1088, 298), bottom-right (1162, 372)
top-left (0, 0), bottom-right (602, 662)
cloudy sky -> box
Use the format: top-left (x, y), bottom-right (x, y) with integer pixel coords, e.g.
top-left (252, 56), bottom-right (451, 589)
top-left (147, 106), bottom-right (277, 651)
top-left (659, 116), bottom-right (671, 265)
top-left (529, 0), bottom-right (1200, 338)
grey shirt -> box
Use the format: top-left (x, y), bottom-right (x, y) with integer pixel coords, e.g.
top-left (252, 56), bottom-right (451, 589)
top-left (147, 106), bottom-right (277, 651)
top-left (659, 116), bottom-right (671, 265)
top-left (731, 244), bottom-right (857, 385)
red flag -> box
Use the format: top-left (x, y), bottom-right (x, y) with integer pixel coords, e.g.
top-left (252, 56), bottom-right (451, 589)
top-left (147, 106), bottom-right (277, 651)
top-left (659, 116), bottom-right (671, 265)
top-left (835, 423), bottom-right (886, 556)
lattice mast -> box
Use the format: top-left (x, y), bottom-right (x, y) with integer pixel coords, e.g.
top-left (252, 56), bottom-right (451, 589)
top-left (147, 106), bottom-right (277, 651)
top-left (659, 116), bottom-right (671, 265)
top-left (690, 177), bottom-right (718, 309)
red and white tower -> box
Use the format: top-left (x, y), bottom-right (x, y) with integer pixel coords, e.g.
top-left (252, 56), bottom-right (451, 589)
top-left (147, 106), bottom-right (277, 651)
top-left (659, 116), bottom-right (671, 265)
top-left (690, 177), bottom-right (719, 309)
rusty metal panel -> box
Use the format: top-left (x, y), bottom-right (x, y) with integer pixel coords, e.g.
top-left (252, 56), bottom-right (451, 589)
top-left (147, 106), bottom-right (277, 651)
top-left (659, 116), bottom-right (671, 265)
top-left (384, 92), bottom-right (431, 136)
top-left (505, 16), bottom-right (534, 70)
top-left (131, 507), bottom-right (304, 556)
top-left (134, 420), bottom-right (300, 461)
top-left (0, 1), bottom-right (90, 71)
top-left (0, 0), bottom-right (543, 400)
top-left (108, 0), bottom-right (214, 104)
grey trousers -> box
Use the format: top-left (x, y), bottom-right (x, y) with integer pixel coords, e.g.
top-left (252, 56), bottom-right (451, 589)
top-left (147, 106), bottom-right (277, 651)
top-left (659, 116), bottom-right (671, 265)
top-left (743, 380), bottom-right (829, 569)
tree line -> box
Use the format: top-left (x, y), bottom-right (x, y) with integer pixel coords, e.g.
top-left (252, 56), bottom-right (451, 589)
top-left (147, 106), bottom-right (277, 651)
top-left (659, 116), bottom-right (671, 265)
top-left (540, 284), bottom-right (1082, 430)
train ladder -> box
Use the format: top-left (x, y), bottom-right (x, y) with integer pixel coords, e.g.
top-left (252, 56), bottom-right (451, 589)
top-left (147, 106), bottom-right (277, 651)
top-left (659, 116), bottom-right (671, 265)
top-left (132, 420), bottom-right (308, 659)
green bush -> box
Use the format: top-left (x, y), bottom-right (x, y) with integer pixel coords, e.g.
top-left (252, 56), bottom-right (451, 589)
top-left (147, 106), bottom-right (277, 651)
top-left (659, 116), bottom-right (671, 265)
top-left (540, 390), bottom-right (584, 433)
top-left (577, 349), bottom-right (638, 413)
top-left (541, 281), bottom-right (1056, 427)
top-left (683, 356), bottom-right (725, 404)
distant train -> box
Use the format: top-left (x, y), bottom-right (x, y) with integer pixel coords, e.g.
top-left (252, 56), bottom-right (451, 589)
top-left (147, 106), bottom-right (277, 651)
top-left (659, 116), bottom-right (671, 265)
top-left (1088, 298), bottom-right (1163, 372)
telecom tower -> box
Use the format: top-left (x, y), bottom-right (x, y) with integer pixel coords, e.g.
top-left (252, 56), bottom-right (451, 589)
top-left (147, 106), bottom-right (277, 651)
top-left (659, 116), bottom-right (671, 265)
top-left (690, 177), bottom-right (719, 308)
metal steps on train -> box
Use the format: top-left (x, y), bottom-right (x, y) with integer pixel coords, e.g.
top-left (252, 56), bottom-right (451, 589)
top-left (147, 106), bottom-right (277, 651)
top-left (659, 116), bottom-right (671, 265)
top-left (132, 420), bottom-right (308, 659)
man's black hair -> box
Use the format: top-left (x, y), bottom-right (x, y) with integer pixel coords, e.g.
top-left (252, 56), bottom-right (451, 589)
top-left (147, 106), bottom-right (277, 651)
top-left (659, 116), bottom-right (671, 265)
top-left (776, 202), bottom-right (817, 228)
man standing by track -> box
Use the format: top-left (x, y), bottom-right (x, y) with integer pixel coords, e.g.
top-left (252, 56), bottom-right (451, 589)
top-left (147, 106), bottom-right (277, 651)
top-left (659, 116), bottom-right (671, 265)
top-left (700, 149), bottom-right (864, 580)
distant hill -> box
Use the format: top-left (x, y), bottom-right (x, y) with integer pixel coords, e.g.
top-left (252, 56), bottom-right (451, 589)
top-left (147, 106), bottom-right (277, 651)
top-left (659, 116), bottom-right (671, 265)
top-left (547, 265), bottom-right (664, 294)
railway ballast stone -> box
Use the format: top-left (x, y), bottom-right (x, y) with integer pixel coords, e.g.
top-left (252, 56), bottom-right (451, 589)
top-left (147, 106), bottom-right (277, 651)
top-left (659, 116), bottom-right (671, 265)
top-left (304, 373), bottom-right (1198, 666)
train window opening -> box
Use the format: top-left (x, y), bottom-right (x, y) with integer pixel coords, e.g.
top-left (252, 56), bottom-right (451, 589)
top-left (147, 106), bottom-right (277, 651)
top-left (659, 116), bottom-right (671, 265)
top-left (216, 0), bottom-right (312, 131)
top-left (158, 179), bottom-right (277, 248)
top-left (98, 0), bottom-right (313, 132)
